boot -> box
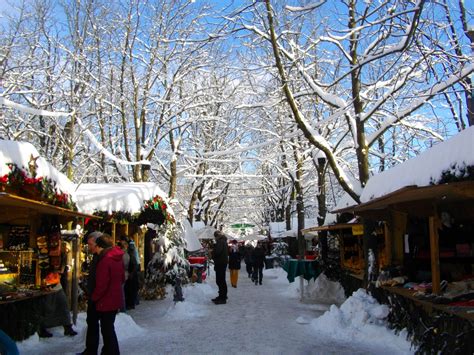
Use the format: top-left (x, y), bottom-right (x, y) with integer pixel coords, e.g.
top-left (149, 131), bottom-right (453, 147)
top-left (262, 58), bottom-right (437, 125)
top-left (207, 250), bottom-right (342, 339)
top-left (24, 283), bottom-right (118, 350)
top-left (213, 298), bottom-right (226, 304)
top-left (64, 324), bottom-right (78, 336)
top-left (38, 328), bottom-right (53, 338)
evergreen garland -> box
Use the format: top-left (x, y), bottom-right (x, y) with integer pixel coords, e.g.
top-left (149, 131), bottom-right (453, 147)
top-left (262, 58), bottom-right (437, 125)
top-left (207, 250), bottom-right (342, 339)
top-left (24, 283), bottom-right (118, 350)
top-left (0, 162), bottom-right (77, 210)
top-left (92, 210), bottom-right (134, 224)
top-left (430, 163), bottom-right (474, 184)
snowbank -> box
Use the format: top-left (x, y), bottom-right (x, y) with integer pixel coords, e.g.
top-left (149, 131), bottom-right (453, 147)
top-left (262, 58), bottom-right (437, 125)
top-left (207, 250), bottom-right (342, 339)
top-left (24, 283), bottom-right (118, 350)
top-left (310, 289), bottom-right (412, 353)
top-left (304, 273), bottom-right (346, 306)
top-left (164, 283), bottom-right (216, 320)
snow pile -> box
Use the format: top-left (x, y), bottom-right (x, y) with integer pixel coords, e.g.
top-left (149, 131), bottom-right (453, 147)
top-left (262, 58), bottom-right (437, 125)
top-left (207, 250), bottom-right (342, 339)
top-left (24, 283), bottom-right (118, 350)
top-left (265, 268), bottom-right (300, 299)
top-left (164, 282), bottom-right (216, 320)
top-left (304, 273), bottom-right (346, 306)
top-left (114, 313), bottom-right (146, 339)
top-left (310, 289), bottom-right (412, 353)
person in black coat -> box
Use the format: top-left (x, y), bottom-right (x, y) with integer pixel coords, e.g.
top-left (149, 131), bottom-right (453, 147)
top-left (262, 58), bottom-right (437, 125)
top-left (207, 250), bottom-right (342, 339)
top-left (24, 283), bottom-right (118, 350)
top-left (243, 244), bottom-right (254, 279)
top-left (211, 231), bottom-right (228, 304)
top-left (228, 241), bottom-right (242, 288)
top-left (251, 243), bottom-right (266, 285)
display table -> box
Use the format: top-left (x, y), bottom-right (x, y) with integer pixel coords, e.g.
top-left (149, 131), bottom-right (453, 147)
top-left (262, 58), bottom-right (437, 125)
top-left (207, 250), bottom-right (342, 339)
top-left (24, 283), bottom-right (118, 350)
top-left (282, 259), bottom-right (321, 302)
top-left (0, 288), bottom-right (60, 341)
top-left (188, 256), bottom-right (207, 282)
top-left (282, 259), bottom-right (320, 283)
top-left (188, 256), bottom-right (207, 265)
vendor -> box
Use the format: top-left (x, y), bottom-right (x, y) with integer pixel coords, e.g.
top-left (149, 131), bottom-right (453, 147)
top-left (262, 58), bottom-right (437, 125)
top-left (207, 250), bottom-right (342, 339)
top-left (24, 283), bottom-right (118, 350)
top-left (38, 270), bottom-right (77, 338)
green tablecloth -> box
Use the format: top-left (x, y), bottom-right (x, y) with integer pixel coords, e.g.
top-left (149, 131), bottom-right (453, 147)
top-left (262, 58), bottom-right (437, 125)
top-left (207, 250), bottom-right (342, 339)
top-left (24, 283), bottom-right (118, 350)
top-left (282, 259), bottom-right (321, 283)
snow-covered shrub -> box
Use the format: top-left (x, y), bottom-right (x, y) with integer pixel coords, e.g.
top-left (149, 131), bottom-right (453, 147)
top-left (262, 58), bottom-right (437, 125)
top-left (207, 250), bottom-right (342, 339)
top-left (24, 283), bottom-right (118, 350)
top-left (141, 221), bottom-right (189, 300)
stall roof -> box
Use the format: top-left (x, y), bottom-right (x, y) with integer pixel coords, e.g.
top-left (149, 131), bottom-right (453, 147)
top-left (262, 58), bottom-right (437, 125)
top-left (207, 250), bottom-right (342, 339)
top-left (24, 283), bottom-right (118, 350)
top-left (301, 221), bottom-right (363, 234)
top-left (74, 182), bottom-right (174, 216)
top-left (343, 181), bottom-right (474, 215)
top-left (0, 139), bottom-right (76, 197)
top-left (0, 193), bottom-right (98, 219)
top-left (361, 127), bottom-right (474, 203)
top-left (334, 127), bottom-right (474, 214)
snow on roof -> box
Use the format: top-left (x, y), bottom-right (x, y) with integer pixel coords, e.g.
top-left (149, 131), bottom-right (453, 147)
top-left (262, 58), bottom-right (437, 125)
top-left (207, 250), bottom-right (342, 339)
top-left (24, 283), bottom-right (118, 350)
top-left (333, 192), bottom-right (358, 211)
top-left (361, 126), bottom-right (474, 202)
top-left (75, 182), bottom-right (173, 215)
top-left (0, 139), bottom-right (76, 196)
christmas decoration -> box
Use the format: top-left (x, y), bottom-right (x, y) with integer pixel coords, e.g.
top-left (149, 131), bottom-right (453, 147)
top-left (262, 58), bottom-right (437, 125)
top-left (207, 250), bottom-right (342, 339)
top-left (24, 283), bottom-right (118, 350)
top-left (0, 158), bottom-right (77, 210)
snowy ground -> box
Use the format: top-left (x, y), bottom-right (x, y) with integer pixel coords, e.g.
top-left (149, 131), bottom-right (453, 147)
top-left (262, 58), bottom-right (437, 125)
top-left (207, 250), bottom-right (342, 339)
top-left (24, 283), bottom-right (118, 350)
top-left (17, 267), bottom-right (414, 355)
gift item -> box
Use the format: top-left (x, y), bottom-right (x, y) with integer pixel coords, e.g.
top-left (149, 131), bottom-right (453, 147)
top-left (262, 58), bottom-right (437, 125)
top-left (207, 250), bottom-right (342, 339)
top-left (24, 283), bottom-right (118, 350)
top-left (37, 235), bottom-right (49, 269)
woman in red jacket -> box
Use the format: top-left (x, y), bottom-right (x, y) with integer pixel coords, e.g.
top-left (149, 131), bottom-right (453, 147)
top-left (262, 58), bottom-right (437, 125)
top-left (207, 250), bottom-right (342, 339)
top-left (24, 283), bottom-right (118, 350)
top-left (91, 235), bottom-right (125, 355)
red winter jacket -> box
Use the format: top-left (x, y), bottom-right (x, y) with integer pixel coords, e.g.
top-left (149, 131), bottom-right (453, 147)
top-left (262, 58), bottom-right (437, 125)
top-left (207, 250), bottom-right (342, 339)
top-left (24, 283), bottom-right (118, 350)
top-left (92, 246), bottom-right (125, 312)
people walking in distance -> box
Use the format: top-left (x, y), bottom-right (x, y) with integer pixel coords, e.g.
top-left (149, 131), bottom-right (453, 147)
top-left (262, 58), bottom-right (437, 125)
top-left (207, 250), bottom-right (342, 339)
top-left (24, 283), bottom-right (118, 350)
top-left (228, 240), bottom-right (242, 288)
top-left (243, 243), bottom-right (254, 279)
top-left (251, 243), bottom-right (266, 285)
top-left (211, 231), bottom-right (228, 304)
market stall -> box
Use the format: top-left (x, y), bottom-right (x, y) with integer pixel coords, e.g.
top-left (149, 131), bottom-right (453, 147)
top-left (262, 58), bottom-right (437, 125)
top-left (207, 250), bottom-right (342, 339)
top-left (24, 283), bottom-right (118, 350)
top-left (0, 140), bottom-right (98, 341)
top-left (302, 220), bottom-right (388, 278)
top-left (75, 183), bottom-right (201, 275)
top-left (335, 127), bottom-right (474, 353)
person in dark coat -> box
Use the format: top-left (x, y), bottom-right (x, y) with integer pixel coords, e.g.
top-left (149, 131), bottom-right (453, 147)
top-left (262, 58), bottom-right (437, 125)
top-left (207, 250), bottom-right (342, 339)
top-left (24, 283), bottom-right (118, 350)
top-left (228, 240), bottom-right (242, 288)
top-left (120, 236), bottom-right (139, 310)
top-left (91, 235), bottom-right (125, 355)
top-left (79, 231), bottom-right (102, 355)
top-left (243, 244), bottom-right (254, 279)
top-left (251, 243), bottom-right (266, 285)
top-left (211, 231), bottom-right (228, 304)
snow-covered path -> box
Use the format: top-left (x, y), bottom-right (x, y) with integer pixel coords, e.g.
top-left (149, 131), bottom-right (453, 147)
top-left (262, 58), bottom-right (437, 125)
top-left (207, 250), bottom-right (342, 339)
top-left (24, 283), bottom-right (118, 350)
top-left (17, 267), bottom-right (413, 354)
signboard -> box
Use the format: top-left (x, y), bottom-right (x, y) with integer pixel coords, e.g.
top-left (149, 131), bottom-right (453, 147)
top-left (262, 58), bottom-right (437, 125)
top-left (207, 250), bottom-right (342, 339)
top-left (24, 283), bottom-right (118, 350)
top-left (352, 225), bottom-right (364, 236)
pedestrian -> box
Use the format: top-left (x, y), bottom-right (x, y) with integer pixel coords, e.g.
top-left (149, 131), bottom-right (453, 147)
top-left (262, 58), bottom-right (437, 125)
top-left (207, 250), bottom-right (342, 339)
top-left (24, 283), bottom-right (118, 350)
top-left (211, 230), bottom-right (228, 304)
top-left (117, 238), bottom-right (129, 312)
top-left (243, 243), bottom-right (254, 279)
top-left (251, 243), bottom-right (266, 285)
top-left (79, 231), bottom-right (102, 355)
top-left (119, 236), bottom-right (139, 310)
top-left (228, 240), bottom-right (242, 288)
top-left (91, 234), bottom-right (125, 355)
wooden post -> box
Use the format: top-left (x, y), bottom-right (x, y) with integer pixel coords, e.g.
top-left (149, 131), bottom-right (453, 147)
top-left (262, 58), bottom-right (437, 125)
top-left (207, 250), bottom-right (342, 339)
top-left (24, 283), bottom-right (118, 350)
top-left (429, 215), bottom-right (441, 295)
top-left (71, 237), bottom-right (79, 325)
top-left (319, 230), bottom-right (328, 261)
top-left (384, 222), bottom-right (392, 266)
top-left (111, 222), bottom-right (116, 244)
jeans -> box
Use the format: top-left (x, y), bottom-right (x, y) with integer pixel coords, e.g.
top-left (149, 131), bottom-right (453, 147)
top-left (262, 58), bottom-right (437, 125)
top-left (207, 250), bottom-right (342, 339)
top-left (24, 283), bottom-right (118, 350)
top-left (253, 266), bottom-right (263, 284)
top-left (83, 300), bottom-right (99, 355)
top-left (97, 310), bottom-right (119, 355)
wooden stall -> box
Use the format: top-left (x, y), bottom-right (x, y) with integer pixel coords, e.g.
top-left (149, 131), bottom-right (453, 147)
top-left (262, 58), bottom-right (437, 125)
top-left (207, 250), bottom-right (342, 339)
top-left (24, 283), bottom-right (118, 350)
top-left (333, 127), bottom-right (474, 353)
top-left (75, 182), bottom-right (176, 272)
top-left (0, 139), bottom-right (99, 341)
top-left (348, 181), bottom-right (474, 294)
top-left (302, 220), bottom-right (388, 286)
